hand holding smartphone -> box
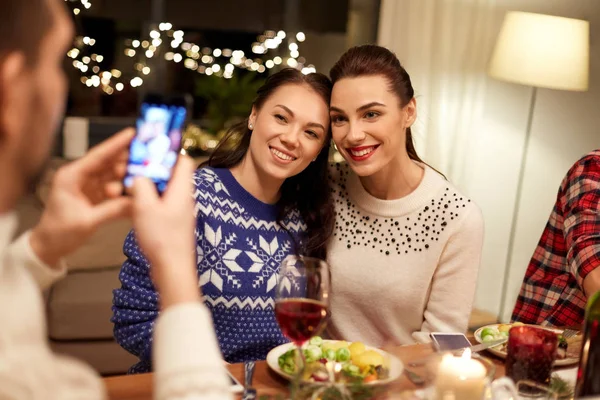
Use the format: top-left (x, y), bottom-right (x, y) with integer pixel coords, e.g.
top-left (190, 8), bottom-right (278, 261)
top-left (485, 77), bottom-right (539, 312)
top-left (123, 93), bottom-right (192, 194)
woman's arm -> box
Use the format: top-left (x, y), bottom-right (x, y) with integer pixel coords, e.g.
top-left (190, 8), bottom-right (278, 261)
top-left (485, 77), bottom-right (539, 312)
top-left (111, 231), bottom-right (159, 370)
top-left (412, 204), bottom-right (484, 343)
top-left (129, 161), bottom-right (231, 399)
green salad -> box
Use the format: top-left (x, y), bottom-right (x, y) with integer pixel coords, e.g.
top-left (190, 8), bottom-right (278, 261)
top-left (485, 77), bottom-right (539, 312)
top-left (277, 337), bottom-right (390, 384)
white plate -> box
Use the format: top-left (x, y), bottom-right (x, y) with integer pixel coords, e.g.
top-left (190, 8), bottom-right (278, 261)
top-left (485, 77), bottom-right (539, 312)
top-left (266, 340), bottom-right (404, 386)
top-left (474, 324), bottom-right (579, 366)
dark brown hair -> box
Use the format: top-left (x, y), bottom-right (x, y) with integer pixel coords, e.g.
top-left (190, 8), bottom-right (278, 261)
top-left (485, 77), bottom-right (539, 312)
top-left (0, 0), bottom-right (54, 63)
top-left (202, 68), bottom-right (335, 259)
top-left (330, 44), bottom-right (429, 168)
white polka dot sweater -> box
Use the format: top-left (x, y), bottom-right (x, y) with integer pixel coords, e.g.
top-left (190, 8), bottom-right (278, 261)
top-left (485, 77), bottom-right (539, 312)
top-left (326, 163), bottom-right (484, 346)
top-left (112, 167), bottom-right (305, 372)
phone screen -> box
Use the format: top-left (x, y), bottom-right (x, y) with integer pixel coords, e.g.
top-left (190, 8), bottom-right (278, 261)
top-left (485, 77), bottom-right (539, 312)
top-left (430, 333), bottom-right (472, 351)
top-left (124, 96), bottom-right (188, 193)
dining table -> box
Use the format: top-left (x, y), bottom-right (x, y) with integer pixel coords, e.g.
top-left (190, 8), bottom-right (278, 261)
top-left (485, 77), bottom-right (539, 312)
top-left (103, 341), bottom-right (513, 400)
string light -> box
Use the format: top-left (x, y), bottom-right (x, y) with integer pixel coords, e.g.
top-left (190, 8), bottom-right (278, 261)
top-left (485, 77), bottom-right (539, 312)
top-left (69, 5), bottom-right (315, 94)
top-left (130, 77), bottom-right (143, 87)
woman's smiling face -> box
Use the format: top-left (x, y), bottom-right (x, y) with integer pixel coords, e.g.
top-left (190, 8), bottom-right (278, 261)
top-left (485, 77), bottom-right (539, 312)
top-left (246, 83), bottom-right (330, 182)
top-left (330, 74), bottom-right (416, 177)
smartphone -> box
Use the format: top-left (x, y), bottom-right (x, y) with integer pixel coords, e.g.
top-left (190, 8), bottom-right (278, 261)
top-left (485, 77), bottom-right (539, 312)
top-left (123, 93), bottom-right (191, 194)
top-left (228, 370), bottom-right (244, 393)
top-left (430, 332), bottom-right (472, 352)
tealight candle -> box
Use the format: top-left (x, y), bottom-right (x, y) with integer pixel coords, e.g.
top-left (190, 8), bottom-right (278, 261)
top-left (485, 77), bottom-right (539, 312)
top-left (434, 349), bottom-right (487, 400)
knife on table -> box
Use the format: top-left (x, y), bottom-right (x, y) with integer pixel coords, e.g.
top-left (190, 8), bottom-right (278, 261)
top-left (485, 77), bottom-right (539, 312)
top-left (409, 338), bottom-right (508, 367)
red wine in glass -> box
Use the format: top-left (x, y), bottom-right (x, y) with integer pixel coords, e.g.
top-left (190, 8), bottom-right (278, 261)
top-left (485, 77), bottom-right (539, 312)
top-left (275, 256), bottom-right (330, 380)
top-left (275, 298), bottom-right (328, 346)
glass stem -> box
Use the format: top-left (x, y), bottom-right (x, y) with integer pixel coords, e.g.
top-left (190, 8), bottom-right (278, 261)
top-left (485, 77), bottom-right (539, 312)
top-left (290, 344), bottom-right (306, 400)
top-left (297, 343), bottom-right (307, 375)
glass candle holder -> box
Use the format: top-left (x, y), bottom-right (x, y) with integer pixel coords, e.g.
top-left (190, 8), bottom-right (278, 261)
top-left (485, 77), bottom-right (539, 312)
top-left (505, 326), bottom-right (558, 391)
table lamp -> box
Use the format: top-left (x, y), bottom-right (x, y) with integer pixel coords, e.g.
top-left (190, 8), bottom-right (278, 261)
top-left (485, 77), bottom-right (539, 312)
top-left (487, 11), bottom-right (590, 319)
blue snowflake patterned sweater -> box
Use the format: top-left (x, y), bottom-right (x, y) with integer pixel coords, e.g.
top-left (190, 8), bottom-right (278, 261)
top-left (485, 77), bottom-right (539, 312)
top-left (112, 167), bottom-right (305, 373)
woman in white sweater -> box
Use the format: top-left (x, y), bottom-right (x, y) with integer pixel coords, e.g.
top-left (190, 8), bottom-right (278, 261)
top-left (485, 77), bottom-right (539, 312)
top-left (326, 45), bottom-right (484, 346)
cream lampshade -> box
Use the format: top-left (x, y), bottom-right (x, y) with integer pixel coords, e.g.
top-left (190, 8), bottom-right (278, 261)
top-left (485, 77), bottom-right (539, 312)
top-left (488, 11), bottom-right (589, 91)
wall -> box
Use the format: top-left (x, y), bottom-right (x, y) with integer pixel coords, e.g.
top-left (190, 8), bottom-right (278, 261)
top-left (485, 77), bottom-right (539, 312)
top-left (453, 0), bottom-right (600, 320)
top-left (300, 32), bottom-right (347, 73)
top-left (377, 0), bottom-right (600, 321)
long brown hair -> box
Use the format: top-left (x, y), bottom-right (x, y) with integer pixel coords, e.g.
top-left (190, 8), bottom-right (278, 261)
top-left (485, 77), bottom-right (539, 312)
top-left (201, 68), bottom-right (335, 259)
top-left (330, 44), bottom-right (434, 170)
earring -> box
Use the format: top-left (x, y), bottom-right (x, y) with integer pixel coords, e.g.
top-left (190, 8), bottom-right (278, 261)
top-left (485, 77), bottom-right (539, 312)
top-left (248, 123), bottom-right (253, 130)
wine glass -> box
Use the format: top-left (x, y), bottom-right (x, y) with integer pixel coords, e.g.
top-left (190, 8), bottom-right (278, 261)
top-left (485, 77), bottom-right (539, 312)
top-left (274, 255), bottom-right (330, 378)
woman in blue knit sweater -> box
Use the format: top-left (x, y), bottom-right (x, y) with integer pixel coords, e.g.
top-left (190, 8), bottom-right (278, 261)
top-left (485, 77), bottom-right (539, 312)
top-left (112, 69), bottom-right (335, 372)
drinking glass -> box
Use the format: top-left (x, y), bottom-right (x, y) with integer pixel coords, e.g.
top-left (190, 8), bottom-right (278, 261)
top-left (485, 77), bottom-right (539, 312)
top-left (274, 256), bottom-right (330, 377)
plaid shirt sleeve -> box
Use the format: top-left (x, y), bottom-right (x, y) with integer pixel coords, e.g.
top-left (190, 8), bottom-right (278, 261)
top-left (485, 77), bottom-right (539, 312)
top-left (560, 152), bottom-right (600, 289)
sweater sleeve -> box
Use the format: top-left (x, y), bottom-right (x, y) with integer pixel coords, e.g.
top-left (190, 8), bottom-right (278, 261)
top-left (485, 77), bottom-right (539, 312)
top-left (111, 230), bottom-right (159, 371)
top-left (0, 220), bottom-right (106, 399)
top-left (560, 155), bottom-right (600, 288)
top-left (153, 302), bottom-right (232, 400)
top-left (6, 231), bottom-right (67, 290)
top-left (413, 204), bottom-right (484, 343)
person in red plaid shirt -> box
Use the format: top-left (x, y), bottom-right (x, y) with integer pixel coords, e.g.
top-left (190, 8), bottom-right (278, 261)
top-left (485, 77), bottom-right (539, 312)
top-left (512, 149), bottom-right (600, 327)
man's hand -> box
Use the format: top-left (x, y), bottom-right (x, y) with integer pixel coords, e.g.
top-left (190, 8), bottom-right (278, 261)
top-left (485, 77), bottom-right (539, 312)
top-left (30, 128), bottom-right (135, 266)
top-left (131, 156), bottom-right (201, 309)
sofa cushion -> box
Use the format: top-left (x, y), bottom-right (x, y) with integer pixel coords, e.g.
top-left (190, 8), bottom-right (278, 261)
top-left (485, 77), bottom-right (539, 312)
top-left (64, 219), bottom-right (131, 271)
top-left (48, 267), bottom-right (120, 340)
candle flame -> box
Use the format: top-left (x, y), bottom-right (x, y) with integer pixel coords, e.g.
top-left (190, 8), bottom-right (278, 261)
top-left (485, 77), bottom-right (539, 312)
top-left (462, 348), bottom-right (472, 360)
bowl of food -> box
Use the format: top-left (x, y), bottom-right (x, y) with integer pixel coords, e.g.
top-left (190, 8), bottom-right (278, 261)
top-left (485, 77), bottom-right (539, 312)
top-left (266, 337), bottom-right (404, 386)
